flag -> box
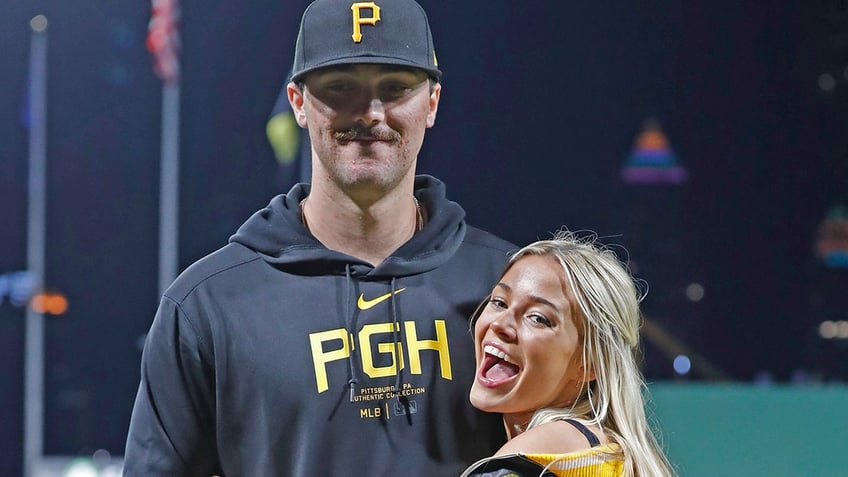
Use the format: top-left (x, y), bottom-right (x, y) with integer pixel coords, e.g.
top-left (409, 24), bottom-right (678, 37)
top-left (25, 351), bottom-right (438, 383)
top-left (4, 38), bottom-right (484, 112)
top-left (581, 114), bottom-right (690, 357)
top-left (266, 82), bottom-right (312, 184)
top-left (621, 118), bottom-right (687, 185)
top-left (146, 0), bottom-right (180, 83)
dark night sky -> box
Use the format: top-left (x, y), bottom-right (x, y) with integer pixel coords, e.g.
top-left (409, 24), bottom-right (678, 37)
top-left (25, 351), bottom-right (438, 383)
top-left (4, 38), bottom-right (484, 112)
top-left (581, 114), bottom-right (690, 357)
top-left (2, 0), bottom-right (847, 472)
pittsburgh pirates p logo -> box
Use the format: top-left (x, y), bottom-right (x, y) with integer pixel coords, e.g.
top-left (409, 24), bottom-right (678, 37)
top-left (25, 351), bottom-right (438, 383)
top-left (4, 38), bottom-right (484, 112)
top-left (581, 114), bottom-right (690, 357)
top-left (351, 2), bottom-right (381, 43)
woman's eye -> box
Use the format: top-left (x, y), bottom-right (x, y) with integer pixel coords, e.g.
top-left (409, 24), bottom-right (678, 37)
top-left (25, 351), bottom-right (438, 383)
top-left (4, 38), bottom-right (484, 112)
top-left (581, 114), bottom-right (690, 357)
top-left (529, 314), bottom-right (553, 328)
top-left (488, 297), bottom-right (507, 309)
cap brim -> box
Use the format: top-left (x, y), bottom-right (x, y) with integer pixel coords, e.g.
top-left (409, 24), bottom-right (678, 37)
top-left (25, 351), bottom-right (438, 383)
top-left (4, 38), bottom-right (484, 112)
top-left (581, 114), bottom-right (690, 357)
top-left (290, 56), bottom-right (441, 83)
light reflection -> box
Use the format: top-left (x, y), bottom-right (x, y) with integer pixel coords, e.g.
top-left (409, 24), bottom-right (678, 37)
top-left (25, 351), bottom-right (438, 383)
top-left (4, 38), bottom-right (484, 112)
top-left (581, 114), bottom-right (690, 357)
top-left (673, 355), bottom-right (692, 375)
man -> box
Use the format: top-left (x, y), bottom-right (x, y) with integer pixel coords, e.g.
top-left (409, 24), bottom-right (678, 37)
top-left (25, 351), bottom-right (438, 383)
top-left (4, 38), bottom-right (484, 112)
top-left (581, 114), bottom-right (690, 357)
top-left (123, 0), bottom-right (515, 475)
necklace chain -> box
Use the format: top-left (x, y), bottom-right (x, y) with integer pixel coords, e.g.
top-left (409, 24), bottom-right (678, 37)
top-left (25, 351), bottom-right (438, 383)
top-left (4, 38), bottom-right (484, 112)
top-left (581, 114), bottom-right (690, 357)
top-left (413, 196), bottom-right (424, 232)
top-left (299, 198), bottom-right (309, 231)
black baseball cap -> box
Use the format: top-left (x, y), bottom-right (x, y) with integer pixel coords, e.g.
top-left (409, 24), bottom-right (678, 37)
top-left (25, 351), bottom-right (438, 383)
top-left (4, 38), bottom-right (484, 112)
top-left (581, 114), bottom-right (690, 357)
top-left (289, 0), bottom-right (441, 83)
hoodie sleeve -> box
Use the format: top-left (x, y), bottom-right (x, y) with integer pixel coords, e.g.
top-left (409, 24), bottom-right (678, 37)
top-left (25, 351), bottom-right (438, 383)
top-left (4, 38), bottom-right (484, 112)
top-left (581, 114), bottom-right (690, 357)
top-left (123, 296), bottom-right (220, 477)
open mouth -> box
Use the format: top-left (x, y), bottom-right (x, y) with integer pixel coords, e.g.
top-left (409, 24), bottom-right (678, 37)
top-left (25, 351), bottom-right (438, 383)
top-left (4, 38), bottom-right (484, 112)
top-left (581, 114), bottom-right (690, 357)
top-left (479, 344), bottom-right (519, 386)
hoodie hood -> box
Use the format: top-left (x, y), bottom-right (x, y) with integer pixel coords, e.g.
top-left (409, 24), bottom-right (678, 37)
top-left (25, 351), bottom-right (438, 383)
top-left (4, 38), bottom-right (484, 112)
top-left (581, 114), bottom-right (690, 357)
top-left (229, 175), bottom-right (467, 278)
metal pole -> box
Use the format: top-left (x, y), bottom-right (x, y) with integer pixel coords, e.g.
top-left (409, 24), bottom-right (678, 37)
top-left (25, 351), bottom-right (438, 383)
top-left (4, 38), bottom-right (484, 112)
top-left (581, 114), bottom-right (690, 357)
top-left (158, 81), bottom-right (180, 295)
top-left (24, 14), bottom-right (48, 477)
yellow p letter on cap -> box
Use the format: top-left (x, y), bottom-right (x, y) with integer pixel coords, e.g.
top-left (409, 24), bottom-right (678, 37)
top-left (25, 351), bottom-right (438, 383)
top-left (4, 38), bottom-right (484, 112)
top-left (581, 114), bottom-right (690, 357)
top-left (351, 2), bottom-right (381, 43)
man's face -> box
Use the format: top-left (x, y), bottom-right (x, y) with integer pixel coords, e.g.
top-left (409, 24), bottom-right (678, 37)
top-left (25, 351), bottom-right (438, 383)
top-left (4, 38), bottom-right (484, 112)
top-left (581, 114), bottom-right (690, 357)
top-left (291, 64), bottom-right (440, 197)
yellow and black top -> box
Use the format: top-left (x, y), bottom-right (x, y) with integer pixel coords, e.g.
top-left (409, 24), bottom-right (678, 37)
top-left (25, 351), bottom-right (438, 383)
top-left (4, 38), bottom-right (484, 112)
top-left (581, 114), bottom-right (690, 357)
top-left (460, 419), bottom-right (624, 477)
top-left (460, 444), bottom-right (624, 477)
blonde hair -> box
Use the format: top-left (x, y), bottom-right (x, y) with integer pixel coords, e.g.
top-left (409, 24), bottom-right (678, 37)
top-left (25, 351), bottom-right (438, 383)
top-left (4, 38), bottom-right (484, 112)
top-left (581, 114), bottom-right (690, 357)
top-left (501, 230), bottom-right (675, 477)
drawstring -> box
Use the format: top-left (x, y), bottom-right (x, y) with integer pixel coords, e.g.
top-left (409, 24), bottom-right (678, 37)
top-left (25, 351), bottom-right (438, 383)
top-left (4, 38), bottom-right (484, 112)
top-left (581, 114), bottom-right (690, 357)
top-left (345, 264), bottom-right (359, 403)
top-left (390, 277), bottom-right (407, 409)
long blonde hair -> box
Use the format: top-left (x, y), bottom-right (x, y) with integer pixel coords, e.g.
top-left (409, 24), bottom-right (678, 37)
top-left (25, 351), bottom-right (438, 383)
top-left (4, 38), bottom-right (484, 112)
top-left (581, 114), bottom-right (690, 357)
top-left (501, 231), bottom-right (675, 477)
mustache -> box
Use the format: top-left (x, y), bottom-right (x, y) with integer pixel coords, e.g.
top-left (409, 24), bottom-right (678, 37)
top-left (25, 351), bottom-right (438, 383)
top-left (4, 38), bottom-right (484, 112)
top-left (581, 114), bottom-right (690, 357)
top-left (334, 126), bottom-right (400, 142)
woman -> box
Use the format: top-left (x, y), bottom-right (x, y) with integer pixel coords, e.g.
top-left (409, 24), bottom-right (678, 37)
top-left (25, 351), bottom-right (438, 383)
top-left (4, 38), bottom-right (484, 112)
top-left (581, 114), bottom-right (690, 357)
top-left (461, 231), bottom-right (675, 477)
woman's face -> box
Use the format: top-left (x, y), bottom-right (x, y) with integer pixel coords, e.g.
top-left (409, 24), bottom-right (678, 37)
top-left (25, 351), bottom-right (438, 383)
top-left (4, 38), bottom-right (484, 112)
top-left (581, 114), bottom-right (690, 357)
top-left (469, 255), bottom-right (588, 425)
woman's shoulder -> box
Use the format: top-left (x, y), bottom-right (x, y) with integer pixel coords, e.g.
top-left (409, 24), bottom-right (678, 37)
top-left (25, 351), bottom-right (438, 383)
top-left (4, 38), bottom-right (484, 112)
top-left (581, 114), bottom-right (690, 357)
top-left (496, 419), bottom-right (610, 456)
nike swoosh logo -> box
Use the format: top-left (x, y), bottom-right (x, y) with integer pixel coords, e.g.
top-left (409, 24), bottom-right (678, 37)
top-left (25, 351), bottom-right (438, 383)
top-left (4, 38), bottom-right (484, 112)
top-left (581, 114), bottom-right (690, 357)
top-left (357, 288), bottom-right (407, 310)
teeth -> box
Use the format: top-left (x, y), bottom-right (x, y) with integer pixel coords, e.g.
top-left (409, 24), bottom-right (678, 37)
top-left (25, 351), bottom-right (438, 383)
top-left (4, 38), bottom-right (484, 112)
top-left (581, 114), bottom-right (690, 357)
top-left (483, 344), bottom-right (516, 365)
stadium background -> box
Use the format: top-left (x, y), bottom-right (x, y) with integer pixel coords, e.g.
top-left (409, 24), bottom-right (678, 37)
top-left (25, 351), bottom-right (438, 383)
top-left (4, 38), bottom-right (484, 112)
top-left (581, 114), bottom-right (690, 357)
top-left (2, 1), bottom-right (847, 475)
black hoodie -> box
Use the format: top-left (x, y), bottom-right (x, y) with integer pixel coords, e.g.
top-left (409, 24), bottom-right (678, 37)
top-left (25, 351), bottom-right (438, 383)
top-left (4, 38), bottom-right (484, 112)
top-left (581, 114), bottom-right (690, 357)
top-left (123, 175), bottom-right (516, 476)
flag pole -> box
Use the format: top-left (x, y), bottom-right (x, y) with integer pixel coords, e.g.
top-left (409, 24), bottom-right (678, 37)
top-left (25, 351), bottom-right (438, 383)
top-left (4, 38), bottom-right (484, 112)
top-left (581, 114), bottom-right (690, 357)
top-left (158, 81), bottom-right (180, 295)
top-left (147, 0), bottom-right (182, 294)
top-left (24, 14), bottom-right (48, 477)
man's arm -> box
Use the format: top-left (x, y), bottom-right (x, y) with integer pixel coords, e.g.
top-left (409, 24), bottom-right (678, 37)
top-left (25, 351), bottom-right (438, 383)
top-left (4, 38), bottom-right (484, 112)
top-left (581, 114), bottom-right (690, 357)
top-left (123, 296), bottom-right (219, 477)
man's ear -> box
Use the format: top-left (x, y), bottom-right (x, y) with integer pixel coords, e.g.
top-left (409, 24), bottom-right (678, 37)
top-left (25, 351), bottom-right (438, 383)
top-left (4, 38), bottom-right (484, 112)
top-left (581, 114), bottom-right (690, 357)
top-left (287, 82), bottom-right (308, 127)
top-left (426, 82), bottom-right (441, 128)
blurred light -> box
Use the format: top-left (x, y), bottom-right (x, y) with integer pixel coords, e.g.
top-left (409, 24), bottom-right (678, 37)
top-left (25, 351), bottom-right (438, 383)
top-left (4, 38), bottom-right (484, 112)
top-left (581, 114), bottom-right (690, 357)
top-left (100, 466), bottom-right (123, 477)
top-left (63, 458), bottom-right (97, 477)
top-left (815, 204), bottom-right (848, 268)
top-left (818, 320), bottom-right (848, 339)
top-left (621, 118), bottom-right (687, 185)
top-left (818, 73), bottom-right (836, 91)
top-left (819, 320), bottom-right (836, 339)
top-left (838, 321), bottom-right (848, 339)
top-left (92, 449), bottom-right (111, 467)
top-left (0, 270), bottom-right (36, 306)
top-left (30, 291), bottom-right (68, 315)
top-left (685, 283), bottom-right (705, 302)
top-left (673, 355), bottom-right (691, 375)
top-left (30, 15), bottom-right (48, 32)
